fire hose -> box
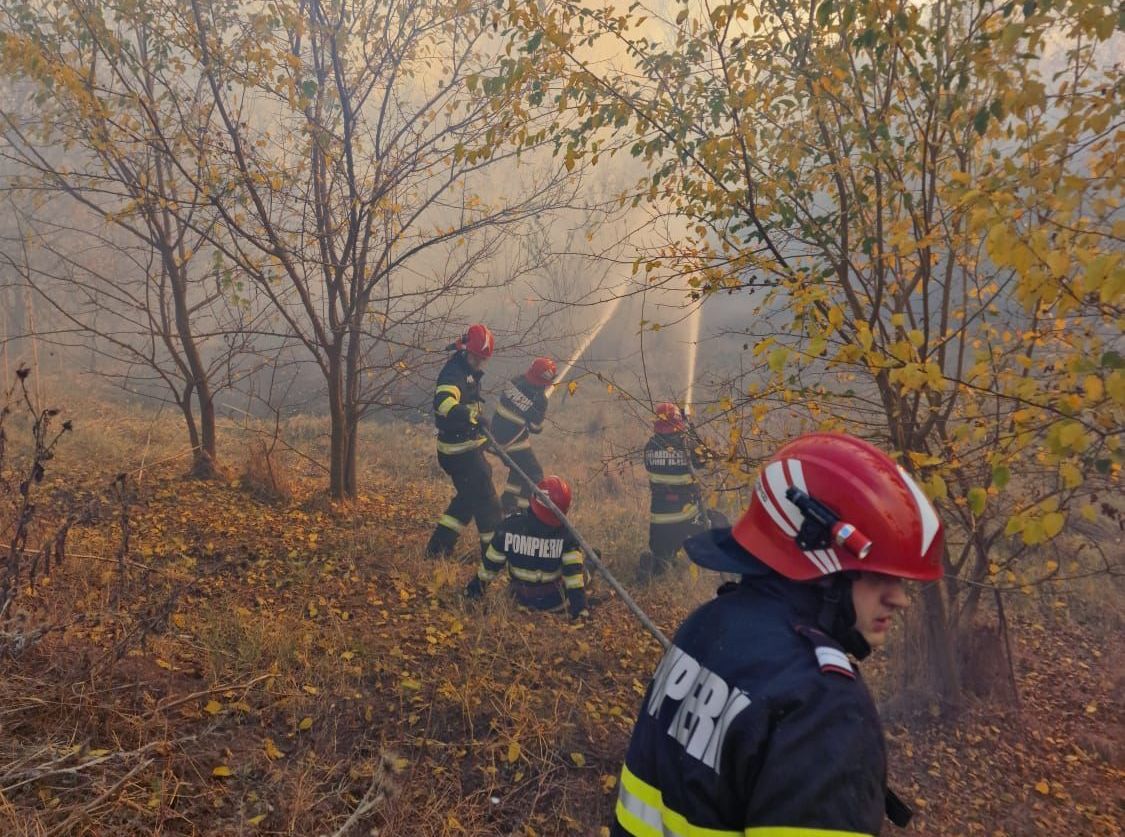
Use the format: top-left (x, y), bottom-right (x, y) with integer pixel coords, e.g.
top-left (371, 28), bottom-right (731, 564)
top-left (480, 424), bottom-right (671, 650)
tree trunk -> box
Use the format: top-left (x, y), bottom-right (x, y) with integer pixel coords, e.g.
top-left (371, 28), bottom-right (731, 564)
top-left (343, 410), bottom-right (359, 498)
top-left (179, 386), bottom-right (201, 460)
top-left (169, 261), bottom-right (219, 476)
top-left (920, 581), bottom-right (962, 709)
top-left (327, 351), bottom-right (349, 500)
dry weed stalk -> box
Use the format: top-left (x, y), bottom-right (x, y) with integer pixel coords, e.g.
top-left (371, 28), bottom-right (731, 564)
top-left (331, 751), bottom-right (402, 837)
top-left (1, 365), bottom-right (73, 637)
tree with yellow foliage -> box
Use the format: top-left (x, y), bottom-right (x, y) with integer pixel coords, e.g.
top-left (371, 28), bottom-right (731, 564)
top-left (501, 0), bottom-right (1122, 698)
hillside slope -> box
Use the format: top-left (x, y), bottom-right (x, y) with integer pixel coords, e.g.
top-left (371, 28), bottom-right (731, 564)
top-left (1, 408), bottom-right (1121, 835)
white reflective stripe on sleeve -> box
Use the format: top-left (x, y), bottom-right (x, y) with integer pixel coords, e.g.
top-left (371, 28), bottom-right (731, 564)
top-left (815, 646), bottom-right (854, 675)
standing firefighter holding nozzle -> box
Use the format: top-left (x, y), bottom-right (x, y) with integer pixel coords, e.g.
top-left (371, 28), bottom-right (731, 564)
top-left (491, 357), bottom-right (556, 515)
top-left (613, 432), bottom-right (943, 837)
top-left (641, 402), bottom-right (716, 579)
top-left (426, 324), bottom-right (502, 561)
top-left (464, 476), bottom-right (590, 620)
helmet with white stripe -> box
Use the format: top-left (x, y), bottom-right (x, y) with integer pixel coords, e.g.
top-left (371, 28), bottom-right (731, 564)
top-left (731, 433), bottom-right (943, 581)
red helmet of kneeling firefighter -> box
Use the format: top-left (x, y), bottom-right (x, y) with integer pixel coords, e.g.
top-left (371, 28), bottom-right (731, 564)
top-left (465, 475), bottom-right (590, 620)
top-left (530, 474), bottom-right (571, 526)
top-left (653, 401), bottom-right (687, 434)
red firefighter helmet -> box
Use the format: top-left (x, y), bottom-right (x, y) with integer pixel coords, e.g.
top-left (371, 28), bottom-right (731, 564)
top-left (654, 402), bottom-right (686, 434)
top-left (729, 433), bottom-right (943, 581)
top-left (525, 357), bottom-right (557, 387)
top-left (456, 324), bottom-right (494, 359)
top-left (530, 475), bottom-right (572, 526)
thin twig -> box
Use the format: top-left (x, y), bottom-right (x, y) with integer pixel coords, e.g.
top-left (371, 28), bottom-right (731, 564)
top-left (144, 673), bottom-right (276, 719)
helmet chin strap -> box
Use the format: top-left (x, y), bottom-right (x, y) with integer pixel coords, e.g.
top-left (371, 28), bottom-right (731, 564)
top-left (817, 574), bottom-right (872, 660)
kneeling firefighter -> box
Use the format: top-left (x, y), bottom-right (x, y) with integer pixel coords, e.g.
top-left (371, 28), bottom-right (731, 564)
top-left (612, 432), bottom-right (943, 836)
top-left (426, 324), bottom-right (502, 560)
top-left (491, 357), bottom-right (555, 515)
top-left (465, 476), bottom-right (590, 620)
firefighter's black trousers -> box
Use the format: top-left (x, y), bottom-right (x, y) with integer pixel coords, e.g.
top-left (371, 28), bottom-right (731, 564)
top-left (648, 509), bottom-right (730, 571)
top-left (500, 447), bottom-right (543, 515)
top-left (427, 449), bottom-right (501, 558)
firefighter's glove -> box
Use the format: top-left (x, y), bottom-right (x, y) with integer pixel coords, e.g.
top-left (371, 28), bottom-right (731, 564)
top-left (464, 576), bottom-right (485, 601)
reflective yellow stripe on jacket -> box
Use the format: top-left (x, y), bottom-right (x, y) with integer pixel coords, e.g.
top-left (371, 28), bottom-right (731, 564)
top-left (616, 765), bottom-right (872, 837)
top-left (435, 384), bottom-right (461, 417)
top-left (495, 402), bottom-right (526, 425)
top-left (649, 472), bottom-right (696, 486)
top-left (650, 504), bottom-right (699, 525)
top-left (616, 765), bottom-right (738, 836)
top-left (436, 436), bottom-right (487, 455)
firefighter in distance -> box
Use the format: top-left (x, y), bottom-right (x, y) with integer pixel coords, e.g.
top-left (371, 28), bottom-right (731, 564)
top-left (641, 402), bottom-right (713, 578)
top-left (465, 475), bottom-right (590, 620)
top-left (426, 324), bottom-right (502, 560)
top-left (491, 357), bottom-right (556, 515)
top-left (612, 432), bottom-right (944, 837)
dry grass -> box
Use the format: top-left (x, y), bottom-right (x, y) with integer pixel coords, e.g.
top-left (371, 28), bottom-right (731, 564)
top-left (1, 384), bottom-right (1121, 835)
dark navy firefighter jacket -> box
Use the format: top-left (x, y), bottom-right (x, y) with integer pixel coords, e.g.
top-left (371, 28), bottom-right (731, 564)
top-left (612, 528), bottom-right (891, 837)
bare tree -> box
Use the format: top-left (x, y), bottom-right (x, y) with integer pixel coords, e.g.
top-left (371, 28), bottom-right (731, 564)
top-left (166, 0), bottom-right (582, 497)
top-left (0, 19), bottom-right (264, 476)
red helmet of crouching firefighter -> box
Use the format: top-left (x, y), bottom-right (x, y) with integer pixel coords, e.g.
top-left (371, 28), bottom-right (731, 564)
top-left (653, 401), bottom-right (687, 434)
top-left (525, 357), bottom-right (558, 387)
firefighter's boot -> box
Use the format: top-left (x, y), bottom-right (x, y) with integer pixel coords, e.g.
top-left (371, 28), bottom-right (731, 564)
top-left (426, 515), bottom-right (463, 559)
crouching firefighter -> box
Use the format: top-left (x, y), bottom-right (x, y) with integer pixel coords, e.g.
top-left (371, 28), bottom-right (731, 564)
top-left (641, 402), bottom-right (716, 579)
top-left (426, 324), bottom-right (502, 561)
top-left (612, 432), bottom-right (942, 836)
top-left (464, 476), bottom-right (589, 620)
top-left (491, 357), bottom-right (555, 515)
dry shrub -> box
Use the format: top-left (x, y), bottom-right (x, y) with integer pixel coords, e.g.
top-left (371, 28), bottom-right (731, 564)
top-left (240, 438), bottom-right (293, 503)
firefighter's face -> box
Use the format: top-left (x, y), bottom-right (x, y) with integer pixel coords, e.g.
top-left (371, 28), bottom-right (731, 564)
top-left (466, 353), bottom-right (488, 370)
top-left (851, 572), bottom-right (910, 648)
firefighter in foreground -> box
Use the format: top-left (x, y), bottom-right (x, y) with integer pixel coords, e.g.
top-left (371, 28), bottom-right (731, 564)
top-left (641, 402), bottom-right (713, 579)
top-left (491, 357), bottom-right (556, 515)
top-left (613, 432), bottom-right (942, 836)
top-left (464, 475), bottom-right (589, 620)
top-left (426, 324), bottom-right (502, 560)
